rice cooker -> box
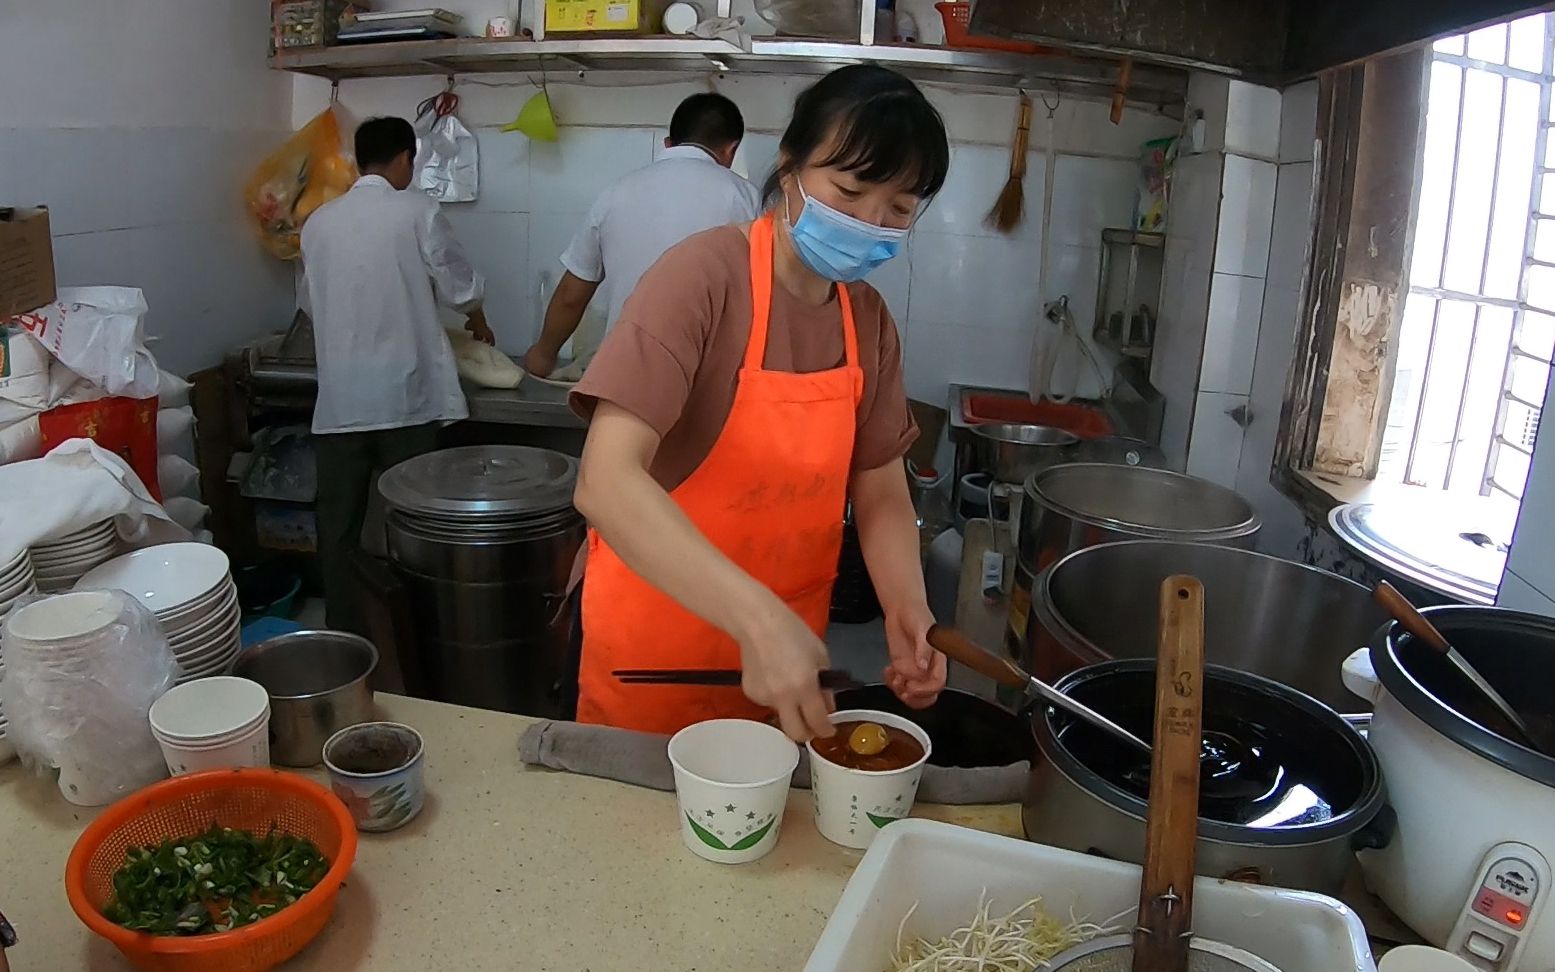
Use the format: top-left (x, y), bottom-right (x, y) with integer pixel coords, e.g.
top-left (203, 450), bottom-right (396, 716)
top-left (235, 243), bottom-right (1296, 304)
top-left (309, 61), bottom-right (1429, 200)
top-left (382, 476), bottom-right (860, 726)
top-left (1344, 607), bottom-right (1555, 971)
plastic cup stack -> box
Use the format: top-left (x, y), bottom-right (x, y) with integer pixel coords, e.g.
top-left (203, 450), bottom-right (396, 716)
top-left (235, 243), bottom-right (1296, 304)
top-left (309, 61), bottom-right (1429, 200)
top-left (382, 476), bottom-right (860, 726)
top-left (148, 676), bottom-right (271, 776)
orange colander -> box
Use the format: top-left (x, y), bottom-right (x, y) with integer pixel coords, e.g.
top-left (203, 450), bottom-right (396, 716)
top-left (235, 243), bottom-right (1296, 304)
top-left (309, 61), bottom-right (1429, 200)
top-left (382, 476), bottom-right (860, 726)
top-left (66, 768), bottom-right (358, 972)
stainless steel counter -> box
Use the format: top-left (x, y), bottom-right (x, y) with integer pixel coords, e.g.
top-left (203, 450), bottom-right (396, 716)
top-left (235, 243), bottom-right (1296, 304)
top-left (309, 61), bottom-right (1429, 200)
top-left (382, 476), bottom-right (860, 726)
top-left (464, 381), bottom-right (584, 430)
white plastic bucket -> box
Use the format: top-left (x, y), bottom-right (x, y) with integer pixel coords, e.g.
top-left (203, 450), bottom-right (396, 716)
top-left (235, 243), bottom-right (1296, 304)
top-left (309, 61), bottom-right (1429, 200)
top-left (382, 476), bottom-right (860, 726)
top-left (148, 676), bottom-right (271, 775)
top-left (667, 719), bottom-right (799, 865)
top-left (806, 708), bottom-right (932, 850)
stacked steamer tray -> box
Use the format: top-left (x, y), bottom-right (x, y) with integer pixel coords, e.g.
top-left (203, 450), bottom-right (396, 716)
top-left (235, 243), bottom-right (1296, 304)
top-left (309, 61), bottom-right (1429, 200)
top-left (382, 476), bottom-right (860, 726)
top-left (28, 520), bottom-right (120, 592)
top-left (75, 543), bottom-right (239, 684)
top-left (0, 547), bottom-right (39, 758)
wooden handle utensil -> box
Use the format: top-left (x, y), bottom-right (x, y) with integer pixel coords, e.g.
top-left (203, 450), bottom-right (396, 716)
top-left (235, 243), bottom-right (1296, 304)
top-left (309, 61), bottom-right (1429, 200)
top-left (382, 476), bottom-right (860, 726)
top-left (1133, 575), bottom-right (1205, 972)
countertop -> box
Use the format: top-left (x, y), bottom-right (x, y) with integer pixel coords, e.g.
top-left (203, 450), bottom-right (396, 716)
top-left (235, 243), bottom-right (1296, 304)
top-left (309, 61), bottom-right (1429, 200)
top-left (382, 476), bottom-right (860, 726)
top-left (464, 378), bottom-right (584, 429)
top-left (0, 694), bottom-right (1020, 971)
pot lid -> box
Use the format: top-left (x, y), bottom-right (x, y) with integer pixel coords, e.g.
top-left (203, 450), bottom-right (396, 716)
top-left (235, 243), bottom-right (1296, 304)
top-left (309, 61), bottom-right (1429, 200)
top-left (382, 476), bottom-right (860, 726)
top-left (378, 446), bottom-right (578, 520)
top-left (1370, 605), bottom-right (1555, 787)
top-left (1025, 464), bottom-right (1260, 542)
top-left (1328, 495), bottom-right (1511, 605)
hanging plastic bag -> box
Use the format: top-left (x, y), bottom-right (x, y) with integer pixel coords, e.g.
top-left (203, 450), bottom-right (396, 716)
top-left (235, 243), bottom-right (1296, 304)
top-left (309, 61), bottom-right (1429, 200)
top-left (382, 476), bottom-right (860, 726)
top-left (244, 105), bottom-right (359, 260)
top-left (414, 89), bottom-right (479, 203)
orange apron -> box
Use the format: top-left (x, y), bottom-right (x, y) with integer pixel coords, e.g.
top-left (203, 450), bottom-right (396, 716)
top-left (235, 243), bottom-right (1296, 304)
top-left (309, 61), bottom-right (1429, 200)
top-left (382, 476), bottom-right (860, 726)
top-left (576, 212), bottom-right (864, 735)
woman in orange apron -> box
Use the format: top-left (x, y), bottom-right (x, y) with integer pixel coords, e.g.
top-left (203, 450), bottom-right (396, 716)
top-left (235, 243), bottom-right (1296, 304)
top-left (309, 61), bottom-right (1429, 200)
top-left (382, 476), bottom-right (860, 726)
top-left (569, 65), bottom-right (951, 741)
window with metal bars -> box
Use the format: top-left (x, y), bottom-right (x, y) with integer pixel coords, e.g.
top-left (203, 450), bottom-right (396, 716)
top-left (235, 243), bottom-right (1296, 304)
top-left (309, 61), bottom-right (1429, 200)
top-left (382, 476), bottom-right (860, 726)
top-left (1379, 13), bottom-right (1555, 506)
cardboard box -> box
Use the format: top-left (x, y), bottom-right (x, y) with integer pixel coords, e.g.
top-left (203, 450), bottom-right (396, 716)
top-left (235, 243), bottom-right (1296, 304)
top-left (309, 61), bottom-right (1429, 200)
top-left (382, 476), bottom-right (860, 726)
top-left (545, 0), bottom-right (666, 33)
top-left (0, 207), bottom-right (56, 318)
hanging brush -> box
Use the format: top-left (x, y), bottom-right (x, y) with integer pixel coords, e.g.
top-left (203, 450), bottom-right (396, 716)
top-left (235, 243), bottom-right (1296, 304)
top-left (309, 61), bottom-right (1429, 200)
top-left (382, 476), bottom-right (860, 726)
top-left (985, 89), bottom-right (1033, 234)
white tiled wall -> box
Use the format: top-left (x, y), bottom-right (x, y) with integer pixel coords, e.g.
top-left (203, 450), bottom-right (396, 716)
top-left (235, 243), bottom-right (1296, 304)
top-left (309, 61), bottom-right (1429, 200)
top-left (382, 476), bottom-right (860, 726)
top-left (1153, 75), bottom-right (1321, 558)
top-left (1232, 82), bottom-right (1319, 559)
top-left (297, 73), bottom-right (1179, 407)
top-left (0, 1), bottom-right (295, 376)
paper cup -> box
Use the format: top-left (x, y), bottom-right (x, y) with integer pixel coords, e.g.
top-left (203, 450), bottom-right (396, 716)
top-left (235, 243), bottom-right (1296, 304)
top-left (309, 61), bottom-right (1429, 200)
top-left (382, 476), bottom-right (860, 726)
top-left (806, 709), bottom-right (932, 850)
top-left (149, 676), bottom-right (271, 775)
top-left (668, 719), bottom-right (799, 865)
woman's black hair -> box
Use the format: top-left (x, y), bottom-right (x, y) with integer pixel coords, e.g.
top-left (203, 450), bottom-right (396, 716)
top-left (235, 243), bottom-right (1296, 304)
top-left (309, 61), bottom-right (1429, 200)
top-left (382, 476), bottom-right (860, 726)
top-left (762, 64), bottom-right (950, 206)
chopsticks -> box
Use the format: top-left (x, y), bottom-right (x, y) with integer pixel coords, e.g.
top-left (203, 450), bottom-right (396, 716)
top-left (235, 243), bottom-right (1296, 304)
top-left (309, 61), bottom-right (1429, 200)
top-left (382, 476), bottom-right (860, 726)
top-left (612, 669), bottom-right (862, 691)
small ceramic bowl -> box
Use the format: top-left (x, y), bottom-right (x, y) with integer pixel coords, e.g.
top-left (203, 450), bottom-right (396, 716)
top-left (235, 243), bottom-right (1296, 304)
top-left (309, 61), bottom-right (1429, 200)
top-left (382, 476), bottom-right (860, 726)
top-left (322, 721), bottom-right (425, 833)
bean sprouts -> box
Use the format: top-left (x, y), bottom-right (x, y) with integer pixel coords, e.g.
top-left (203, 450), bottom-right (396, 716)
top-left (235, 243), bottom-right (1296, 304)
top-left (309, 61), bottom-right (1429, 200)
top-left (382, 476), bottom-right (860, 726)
top-left (887, 889), bottom-right (1114, 971)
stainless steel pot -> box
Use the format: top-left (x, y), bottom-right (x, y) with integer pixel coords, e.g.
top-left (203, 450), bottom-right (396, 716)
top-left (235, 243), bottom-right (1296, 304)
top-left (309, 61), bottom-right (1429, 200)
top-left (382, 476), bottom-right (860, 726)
top-left (970, 423), bottom-right (1079, 484)
top-left (1018, 464), bottom-right (1260, 575)
top-left (380, 446), bottom-right (586, 718)
top-left (232, 630), bottom-right (378, 767)
top-left (1029, 540), bottom-right (1389, 712)
top-left (1025, 660), bottom-right (1388, 895)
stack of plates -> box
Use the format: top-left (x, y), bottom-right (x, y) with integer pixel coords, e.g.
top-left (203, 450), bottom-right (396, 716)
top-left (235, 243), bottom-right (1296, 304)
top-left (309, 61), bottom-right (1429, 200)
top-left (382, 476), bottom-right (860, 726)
top-left (0, 548), bottom-right (39, 761)
top-left (75, 543), bottom-right (240, 683)
top-left (29, 520), bottom-right (120, 593)
top-left (0, 548), bottom-right (38, 621)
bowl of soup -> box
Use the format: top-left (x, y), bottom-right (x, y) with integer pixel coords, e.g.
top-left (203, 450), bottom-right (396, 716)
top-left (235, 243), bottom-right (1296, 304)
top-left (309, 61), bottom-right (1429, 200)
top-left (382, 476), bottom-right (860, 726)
top-left (807, 709), bottom-right (932, 849)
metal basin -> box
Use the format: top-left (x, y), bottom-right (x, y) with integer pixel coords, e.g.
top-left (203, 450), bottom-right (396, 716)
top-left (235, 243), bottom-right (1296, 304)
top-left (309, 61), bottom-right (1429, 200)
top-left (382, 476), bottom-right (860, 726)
top-left (1018, 463), bottom-right (1259, 573)
top-left (970, 422), bottom-right (1079, 483)
top-left (233, 630), bottom-right (378, 767)
top-left (1028, 540), bottom-right (1389, 711)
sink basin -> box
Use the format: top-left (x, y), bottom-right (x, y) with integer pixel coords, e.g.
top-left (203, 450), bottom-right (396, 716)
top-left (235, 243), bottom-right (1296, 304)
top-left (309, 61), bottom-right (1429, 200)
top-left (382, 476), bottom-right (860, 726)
top-left (959, 389), bottom-right (1113, 439)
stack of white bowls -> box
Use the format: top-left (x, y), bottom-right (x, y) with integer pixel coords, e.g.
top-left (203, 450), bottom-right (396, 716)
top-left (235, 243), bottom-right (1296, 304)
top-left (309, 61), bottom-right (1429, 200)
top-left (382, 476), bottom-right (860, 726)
top-left (0, 547), bottom-right (39, 761)
top-left (0, 548), bottom-right (39, 620)
top-left (76, 543), bottom-right (240, 682)
top-left (28, 520), bottom-right (120, 593)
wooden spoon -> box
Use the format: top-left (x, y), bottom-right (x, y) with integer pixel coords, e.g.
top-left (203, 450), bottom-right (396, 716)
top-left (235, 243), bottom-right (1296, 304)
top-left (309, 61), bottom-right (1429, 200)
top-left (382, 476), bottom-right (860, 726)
top-left (1133, 575), bottom-right (1206, 972)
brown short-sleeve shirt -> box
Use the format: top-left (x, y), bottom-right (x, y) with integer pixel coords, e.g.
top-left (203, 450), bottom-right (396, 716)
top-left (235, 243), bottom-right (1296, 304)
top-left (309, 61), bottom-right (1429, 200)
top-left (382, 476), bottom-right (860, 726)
top-left (570, 224), bottom-right (917, 491)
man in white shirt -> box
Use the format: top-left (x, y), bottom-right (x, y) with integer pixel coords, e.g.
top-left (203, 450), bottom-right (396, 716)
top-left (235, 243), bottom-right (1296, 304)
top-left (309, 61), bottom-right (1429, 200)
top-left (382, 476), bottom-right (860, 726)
top-left (520, 93), bottom-right (761, 378)
top-left (301, 115), bottom-right (492, 630)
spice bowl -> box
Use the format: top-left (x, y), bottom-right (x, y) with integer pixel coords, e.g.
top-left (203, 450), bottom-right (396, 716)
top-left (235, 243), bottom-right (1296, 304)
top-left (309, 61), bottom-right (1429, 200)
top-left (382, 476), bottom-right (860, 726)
top-left (322, 721), bottom-right (425, 833)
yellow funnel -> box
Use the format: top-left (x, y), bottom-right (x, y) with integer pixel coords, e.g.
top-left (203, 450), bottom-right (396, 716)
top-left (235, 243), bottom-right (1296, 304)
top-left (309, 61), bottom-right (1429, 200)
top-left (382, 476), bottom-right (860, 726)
top-left (501, 90), bottom-right (558, 141)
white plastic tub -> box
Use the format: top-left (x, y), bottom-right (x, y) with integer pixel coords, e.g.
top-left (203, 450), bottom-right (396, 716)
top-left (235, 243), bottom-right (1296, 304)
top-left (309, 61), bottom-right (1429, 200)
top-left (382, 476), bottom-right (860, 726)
top-left (803, 819), bottom-right (1376, 972)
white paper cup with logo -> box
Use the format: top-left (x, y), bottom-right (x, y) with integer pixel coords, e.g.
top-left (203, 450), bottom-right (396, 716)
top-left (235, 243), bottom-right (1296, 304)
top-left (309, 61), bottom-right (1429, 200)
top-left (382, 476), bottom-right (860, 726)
top-left (806, 708), bottom-right (932, 850)
top-left (667, 718), bottom-right (799, 864)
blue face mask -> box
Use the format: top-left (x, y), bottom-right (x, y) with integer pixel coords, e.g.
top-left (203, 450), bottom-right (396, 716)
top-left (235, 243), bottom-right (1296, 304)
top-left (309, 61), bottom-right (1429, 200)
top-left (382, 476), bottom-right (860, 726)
top-left (784, 179), bottom-right (910, 283)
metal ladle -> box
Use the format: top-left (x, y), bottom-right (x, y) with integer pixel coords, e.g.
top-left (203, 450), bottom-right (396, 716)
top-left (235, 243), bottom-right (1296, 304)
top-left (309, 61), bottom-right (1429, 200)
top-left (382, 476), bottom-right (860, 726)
top-left (927, 625), bottom-right (1152, 756)
top-left (1372, 580), bottom-right (1543, 752)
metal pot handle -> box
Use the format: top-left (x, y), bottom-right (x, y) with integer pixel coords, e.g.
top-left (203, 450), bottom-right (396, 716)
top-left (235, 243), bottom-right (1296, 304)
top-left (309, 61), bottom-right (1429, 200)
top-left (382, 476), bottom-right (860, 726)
top-left (1351, 803), bottom-right (1396, 852)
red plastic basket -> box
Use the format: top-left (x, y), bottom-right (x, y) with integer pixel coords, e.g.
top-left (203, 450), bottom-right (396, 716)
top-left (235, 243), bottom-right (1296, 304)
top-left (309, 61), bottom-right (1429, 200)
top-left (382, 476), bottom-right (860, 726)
top-left (65, 768), bottom-right (357, 972)
top-left (935, 2), bottom-right (1047, 54)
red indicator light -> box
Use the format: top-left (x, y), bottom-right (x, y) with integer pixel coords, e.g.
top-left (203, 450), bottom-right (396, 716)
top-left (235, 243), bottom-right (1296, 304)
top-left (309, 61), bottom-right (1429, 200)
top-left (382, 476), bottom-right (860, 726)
top-left (1507, 909), bottom-right (1525, 926)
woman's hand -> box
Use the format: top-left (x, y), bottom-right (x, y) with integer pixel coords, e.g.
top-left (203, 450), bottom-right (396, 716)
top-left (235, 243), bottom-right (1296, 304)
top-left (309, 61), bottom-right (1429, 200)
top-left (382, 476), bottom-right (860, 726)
top-left (882, 600), bottom-right (947, 709)
top-left (738, 599), bottom-right (836, 743)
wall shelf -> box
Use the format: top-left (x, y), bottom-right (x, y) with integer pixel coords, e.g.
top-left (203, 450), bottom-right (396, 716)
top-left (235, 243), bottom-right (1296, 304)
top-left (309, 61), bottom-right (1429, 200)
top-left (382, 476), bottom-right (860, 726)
top-left (269, 37), bottom-right (1187, 110)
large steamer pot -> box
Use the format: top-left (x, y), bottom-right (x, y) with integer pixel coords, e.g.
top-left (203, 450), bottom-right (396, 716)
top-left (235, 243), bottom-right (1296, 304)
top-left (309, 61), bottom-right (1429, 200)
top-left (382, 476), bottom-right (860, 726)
top-left (1026, 660), bottom-right (1387, 895)
top-left (379, 446), bottom-right (585, 718)
top-left (1030, 541), bottom-right (1389, 712)
top-left (1018, 463), bottom-right (1259, 575)
top-left (1351, 607), bottom-right (1555, 967)
top-left (969, 422), bottom-right (1079, 483)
